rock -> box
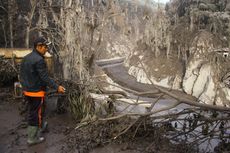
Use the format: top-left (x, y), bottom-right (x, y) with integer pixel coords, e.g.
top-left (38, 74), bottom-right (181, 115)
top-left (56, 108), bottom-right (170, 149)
top-left (198, 0), bottom-right (208, 4)
top-left (225, 3), bottom-right (230, 12)
top-left (199, 3), bottom-right (218, 12)
top-left (207, 4), bottom-right (218, 12)
top-left (183, 56), bottom-right (230, 106)
top-left (199, 3), bottom-right (209, 11)
top-left (182, 31), bottom-right (230, 106)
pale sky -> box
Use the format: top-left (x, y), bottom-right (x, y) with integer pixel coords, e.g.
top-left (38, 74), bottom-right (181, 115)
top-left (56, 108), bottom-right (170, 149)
top-left (126, 0), bottom-right (170, 5)
top-left (155, 0), bottom-right (170, 3)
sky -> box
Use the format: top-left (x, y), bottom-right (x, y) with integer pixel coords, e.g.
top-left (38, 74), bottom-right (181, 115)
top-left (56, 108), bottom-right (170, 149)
top-left (125, 0), bottom-right (170, 5)
top-left (154, 0), bottom-right (170, 3)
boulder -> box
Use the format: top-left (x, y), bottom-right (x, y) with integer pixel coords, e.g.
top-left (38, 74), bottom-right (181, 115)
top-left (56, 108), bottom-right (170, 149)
top-left (199, 3), bottom-right (209, 10)
top-left (207, 4), bottom-right (218, 12)
top-left (199, 3), bottom-right (218, 12)
top-left (225, 3), bottom-right (230, 12)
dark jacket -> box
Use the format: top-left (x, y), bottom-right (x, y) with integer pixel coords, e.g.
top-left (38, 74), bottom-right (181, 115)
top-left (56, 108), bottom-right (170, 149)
top-left (20, 49), bottom-right (58, 92)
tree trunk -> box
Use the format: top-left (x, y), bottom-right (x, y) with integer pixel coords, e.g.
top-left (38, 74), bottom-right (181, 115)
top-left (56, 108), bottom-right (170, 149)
top-left (166, 35), bottom-right (170, 59)
top-left (25, 0), bottom-right (37, 48)
top-left (8, 0), bottom-right (14, 47)
top-left (25, 26), bottom-right (30, 48)
top-left (1, 23), bottom-right (7, 47)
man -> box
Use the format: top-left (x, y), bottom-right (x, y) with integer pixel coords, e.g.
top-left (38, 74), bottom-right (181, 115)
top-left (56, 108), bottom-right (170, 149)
top-left (20, 36), bottom-right (65, 145)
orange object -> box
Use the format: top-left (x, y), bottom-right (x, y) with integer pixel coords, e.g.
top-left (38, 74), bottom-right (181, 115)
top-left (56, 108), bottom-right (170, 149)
top-left (23, 91), bottom-right (46, 97)
top-left (38, 97), bottom-right (44, 128)
top-left (24, 91), bottom-right (46, 128)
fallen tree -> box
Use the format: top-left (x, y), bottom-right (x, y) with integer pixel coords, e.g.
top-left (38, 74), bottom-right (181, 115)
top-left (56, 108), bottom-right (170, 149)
top-left (92, 80), bottom-right (229, 152)
top-left (63, 58), bottom-right (230, 153)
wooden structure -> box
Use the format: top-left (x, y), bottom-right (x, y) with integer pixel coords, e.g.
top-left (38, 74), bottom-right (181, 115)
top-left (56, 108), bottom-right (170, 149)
top-left (0, 48), bottom-right (53, 73)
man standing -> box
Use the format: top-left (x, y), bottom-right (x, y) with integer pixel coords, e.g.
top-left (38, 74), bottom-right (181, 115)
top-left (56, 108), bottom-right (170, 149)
top-left (20, 37), bottom-right (65, 145)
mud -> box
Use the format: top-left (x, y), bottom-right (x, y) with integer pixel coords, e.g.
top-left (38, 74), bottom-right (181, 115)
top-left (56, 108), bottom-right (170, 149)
top-left (0, 87), bottom-right (152, 153)
top-left (0, 89), bottom-right (74, 153)
top-left (0, 87), bottom-right (203, 153)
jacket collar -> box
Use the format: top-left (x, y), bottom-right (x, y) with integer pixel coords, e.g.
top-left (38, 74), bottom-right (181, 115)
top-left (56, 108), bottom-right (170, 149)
top-left (33, 48), bottom-right (44, 58)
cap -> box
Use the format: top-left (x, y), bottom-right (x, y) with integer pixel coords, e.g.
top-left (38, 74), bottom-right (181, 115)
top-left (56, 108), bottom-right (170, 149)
top-left (34, 37), bottom-right (51, 47)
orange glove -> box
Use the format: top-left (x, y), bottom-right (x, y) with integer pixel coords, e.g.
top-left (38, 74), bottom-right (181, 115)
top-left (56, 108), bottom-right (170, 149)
top-left (58, 85), bottom-right (66, 93)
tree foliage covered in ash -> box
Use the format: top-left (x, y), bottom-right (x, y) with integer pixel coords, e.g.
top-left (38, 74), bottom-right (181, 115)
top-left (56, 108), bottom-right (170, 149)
top-left (1, 0), bottom-right (230, 65)
top-left (166, 0), bottom-right (230, 59)
top-left (0, 55), bottom-right (18, 86)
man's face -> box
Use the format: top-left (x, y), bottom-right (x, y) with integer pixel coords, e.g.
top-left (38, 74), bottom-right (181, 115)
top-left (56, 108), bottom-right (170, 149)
top-left (36, 44), bottom-right (48, 55)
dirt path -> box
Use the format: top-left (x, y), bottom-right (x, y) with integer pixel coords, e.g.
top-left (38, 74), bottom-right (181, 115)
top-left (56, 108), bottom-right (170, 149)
top-left (0, 95), bottom-right (76, 153)
top-left (0, 90), bottom-right (145, 153)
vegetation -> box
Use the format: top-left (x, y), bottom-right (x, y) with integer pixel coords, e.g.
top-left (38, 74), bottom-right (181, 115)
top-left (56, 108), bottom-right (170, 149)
top-left (0, 0), bottom-right (229, 152)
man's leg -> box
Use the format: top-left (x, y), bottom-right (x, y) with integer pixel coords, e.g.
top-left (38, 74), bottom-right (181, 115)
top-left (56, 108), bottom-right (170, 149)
top-left (41, 98), bottom-right (48, 132)
top-left (19, 96), bottom-right (28, 128)
top-left (27, 96), bottom-right (45, 145)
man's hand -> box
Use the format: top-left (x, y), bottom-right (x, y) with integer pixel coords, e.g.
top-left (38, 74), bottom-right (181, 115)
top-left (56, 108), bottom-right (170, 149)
top-left (58, 85), bottom-right (66, 93)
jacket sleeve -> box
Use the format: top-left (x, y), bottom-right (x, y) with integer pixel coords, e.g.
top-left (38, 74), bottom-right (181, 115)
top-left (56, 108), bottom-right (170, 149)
top-left (35, 59), bottom-right (58, 90)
